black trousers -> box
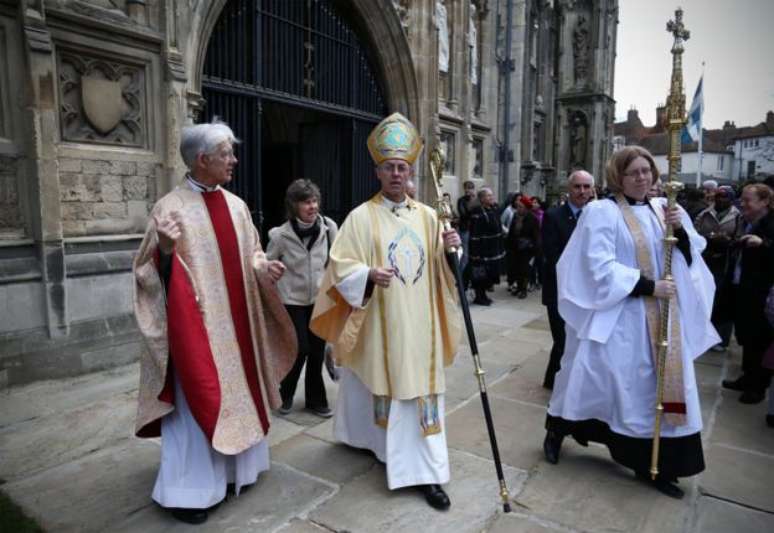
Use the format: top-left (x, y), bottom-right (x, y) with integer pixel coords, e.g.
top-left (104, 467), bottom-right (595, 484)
top-left (543, 303), bottom-right (566, 388)
top-left (730, 286), bottom-right (773, 394)
top-left (280, 304), bottom-right (328, 409)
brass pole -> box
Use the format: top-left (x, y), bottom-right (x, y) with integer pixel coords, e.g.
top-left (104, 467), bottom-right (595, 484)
top-left (651, 7), bottom-right (690, 480)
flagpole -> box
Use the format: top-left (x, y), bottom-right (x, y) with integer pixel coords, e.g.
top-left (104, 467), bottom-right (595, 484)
top-left (696, 62), bottom-right (705, 187)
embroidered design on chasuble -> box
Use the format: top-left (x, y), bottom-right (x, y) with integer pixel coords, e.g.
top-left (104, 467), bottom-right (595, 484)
top-left (133, 187), bottom-right (297, 455)
top-left (614, 195), bottom-right (687, 426)
top-left (387, 226), bottom-right (426, 285)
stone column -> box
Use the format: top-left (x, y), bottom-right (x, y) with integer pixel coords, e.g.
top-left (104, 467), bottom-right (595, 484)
top-left (19, 2), bottom-right (68, 338)
top-left (162, 0), bottom-right (189, 195)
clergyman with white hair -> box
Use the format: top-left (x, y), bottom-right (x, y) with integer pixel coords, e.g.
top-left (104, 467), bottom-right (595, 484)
top-left (131, 120), bottom-right (296, 524)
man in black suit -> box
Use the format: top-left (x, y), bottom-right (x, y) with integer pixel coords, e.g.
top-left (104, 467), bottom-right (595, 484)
top-left (541, 170), bottom-right (594, 389)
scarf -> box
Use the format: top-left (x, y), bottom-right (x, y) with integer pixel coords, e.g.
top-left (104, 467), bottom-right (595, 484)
top-left (614, 194), bottom-right (687, 427)
top-left (291, 216), bottom-right (321, 251)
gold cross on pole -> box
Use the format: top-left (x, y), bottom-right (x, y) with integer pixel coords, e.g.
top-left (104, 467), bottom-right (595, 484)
top-left (666, 8), bottom-right (690, 51)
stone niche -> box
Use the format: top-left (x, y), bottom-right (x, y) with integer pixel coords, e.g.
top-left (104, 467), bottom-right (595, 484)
top-left (0, 155), bottom-right (23, 237)
top-left (57, 48), bottom-right (148, 148)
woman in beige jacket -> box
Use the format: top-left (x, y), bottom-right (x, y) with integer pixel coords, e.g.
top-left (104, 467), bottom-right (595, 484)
top-left (266, 179), bottom-right (338, 417)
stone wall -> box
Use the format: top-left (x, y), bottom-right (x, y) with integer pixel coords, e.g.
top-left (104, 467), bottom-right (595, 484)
top-left (58, 158), bottom-right (159, 236)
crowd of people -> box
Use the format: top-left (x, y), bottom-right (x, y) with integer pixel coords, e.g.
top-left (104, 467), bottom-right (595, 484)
top-left (131, 116), bottom-right (773, 524)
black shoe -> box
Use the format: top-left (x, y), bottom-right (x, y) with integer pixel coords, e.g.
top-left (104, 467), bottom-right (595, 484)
top-left (739, 390), bottom-right (765, 404)
top-left (635, 472), bottom-right (684, 499)
top-left (170, 508), bottom-right (208, 524)
top-left (766, 414), bottom-right (774, 428)
top-left (418, 484), bottom-right (451, 511)
top-left (277, 398), bottom-right (293, 415)
top-left (543, 430), bottom-right (563, 464)
top-left (307, 405), bottom-right (333, 418)
top-left (472, 297), bottom-right (492, 306)
top-left (722, 376), bottom-right (746, 391)
top-left (517, 290), bottom-right (527, 299)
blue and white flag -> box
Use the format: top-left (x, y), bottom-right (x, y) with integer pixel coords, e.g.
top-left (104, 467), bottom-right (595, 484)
top-left (681, 77), bottom-right (703, 144)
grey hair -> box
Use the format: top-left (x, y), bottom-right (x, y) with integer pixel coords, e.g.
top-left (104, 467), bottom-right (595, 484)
top-left (568, 169), bottom-right (595, 186)
top-left (477, 187), bottom-right (493, 200)
top-left (179, 119), bottom-right (240, 170)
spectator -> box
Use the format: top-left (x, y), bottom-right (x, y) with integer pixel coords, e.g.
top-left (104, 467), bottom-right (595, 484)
top-left (267, 179), bottom-right (339, 418)
top-left (721, 183), bottom-right (774, 404)
top-left (468, 187), bottom-right (505, 305)
top-left (693, 186), bottom-right (741, 351)
top-left (505, 195), bottom-right (540, 299)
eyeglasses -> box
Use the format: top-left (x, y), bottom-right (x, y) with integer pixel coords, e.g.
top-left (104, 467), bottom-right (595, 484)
top-left (624, 167), bottom-right (652, 178)
top-left (379, 162), bottom-right (411, 174)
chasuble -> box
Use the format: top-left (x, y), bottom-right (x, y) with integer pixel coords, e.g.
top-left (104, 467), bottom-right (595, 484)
top-left (133, 186), bottom-right (296, 455)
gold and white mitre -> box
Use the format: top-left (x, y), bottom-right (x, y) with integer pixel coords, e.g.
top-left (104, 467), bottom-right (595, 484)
top-left (367, 112), bottom-right (423, 165)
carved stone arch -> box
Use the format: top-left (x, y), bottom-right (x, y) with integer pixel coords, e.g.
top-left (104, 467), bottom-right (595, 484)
top-left (186, 0), bottom-right (420, 126)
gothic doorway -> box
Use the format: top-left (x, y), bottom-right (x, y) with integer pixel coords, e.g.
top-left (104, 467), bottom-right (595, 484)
top-left (201, 0), bottom-right (387, 232)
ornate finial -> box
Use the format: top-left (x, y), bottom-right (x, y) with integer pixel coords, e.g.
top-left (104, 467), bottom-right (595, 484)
top-left (666, 7), bottom-right (690, 51)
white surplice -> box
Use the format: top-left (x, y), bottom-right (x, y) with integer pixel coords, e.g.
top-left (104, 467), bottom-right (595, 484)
top-left (548, 198), bottom-right (720, 439)
top-left (152, 376), bottom-right (270, 509)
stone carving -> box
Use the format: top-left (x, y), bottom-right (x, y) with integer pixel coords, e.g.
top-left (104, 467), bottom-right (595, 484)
top-left (572, 15), bottom-right (590, 85)
top-left (569, 110), bottom-right (588, 169)
top-left (436, 0), bottom-right (449, 73)
top-left (58, 51), bottom-right (146, 147)
top-left (392, 0), bottom-right (411, 32)
top-left (469, 4), bottom-right (479, 85)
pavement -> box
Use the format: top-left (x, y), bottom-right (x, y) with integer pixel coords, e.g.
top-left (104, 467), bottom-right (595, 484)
top-left (1, 285), bottom-right (773, 533)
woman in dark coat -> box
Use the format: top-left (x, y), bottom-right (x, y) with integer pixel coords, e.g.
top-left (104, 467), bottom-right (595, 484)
top-left (468, 187), bottom-right (505, 305)
top-left (505, 195), bottom-right (541, 298)
top-left (721, 183), bottom-right (774, 404)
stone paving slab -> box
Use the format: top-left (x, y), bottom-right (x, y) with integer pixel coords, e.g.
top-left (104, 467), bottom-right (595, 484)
top-left (276, 519), bottom-right (330, 532)
top-left (469, 301), bottom-right (538, 330)
top-left (2, 438), bottom-right (160, 533)
top-left (692, 496), bottom-right (774, 533)
top-left (700, 443), bottom-right (774, 512)
top-left (268, 415), bottom-right (308, 448)
top-left (271, 434), bottom-right (378, 485)
top-left (308, 448), bottom-right (526, 533)
top-left (516, 444), bottom-right (694, 533)
top-left (113, 461), bottom-right (336, 533)
top-left (447, 394), bottom-right (546, 471)
top-left (709, 390), bottom-right (774, 456)
top-left (444, 355), bottom-right (513, 408)
top-left (0, 363), bottom-right (138, 428)
top-left (489, 352), bottom-right (552, 408)
top-left (0, 390), bottom-right (136, 481)
top-left (486, 512), bottom-right (564, 533)
top-left (476, 335), bottom-right (546, 368)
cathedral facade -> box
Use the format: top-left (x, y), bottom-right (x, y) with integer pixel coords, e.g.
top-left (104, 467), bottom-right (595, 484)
top-left (0, 0), bottom-right (616, 386)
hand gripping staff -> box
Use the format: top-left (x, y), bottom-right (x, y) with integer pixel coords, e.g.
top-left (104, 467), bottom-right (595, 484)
top-left (429, 144), bottom-right (512, 513)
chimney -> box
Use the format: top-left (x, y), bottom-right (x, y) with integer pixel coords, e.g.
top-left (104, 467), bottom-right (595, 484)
top-left (627, 108), bottom-right (639, 123)
top-left (655, 104), bottom-right (667, 130)
top-left (767, 110), bottom-right (774, 128)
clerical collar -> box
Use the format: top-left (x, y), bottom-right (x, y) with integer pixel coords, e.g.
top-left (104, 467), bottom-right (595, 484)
top-left (381, 194), bottom-right (414, 216)
top-left (622, 194), bottom-right (647, 206)
top-left (185, 174), bottom-right (219, 193)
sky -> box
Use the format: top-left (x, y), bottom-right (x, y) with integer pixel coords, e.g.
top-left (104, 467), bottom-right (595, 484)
top-left (614, 0), bottom-right (774, 130)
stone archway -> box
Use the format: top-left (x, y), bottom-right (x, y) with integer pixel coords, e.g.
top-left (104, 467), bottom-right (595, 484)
top-left (188, 0), bottom-right (420, 125)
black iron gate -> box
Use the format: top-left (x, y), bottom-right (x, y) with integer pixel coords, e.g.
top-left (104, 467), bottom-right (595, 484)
top-left (202, 0), bottom-right (387, 229)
